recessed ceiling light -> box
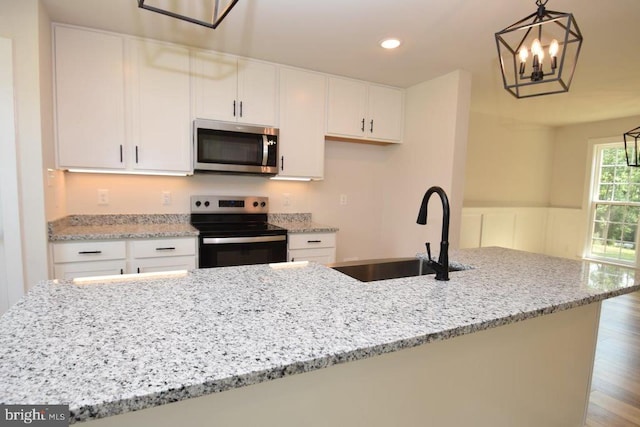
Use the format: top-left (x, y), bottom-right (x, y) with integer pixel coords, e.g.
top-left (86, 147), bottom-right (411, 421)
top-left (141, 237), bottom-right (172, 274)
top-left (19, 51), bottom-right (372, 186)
top-left (380, 38), bottom-right (401, 49)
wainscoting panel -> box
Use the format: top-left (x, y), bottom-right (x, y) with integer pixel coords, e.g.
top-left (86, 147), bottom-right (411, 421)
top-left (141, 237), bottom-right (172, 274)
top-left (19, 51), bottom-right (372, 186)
top-left (461, 207), bottom-right (585, 259)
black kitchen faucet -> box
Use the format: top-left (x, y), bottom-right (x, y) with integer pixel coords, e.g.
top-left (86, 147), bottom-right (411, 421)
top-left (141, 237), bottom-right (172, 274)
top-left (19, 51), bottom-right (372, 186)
top-left (416, 186), bottom-right (450, 281)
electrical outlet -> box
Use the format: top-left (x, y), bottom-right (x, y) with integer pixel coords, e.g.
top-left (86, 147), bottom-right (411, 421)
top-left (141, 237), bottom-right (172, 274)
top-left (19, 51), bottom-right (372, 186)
top-left (97, 189), bottom-right (109, 205)
top-left (283, 193), bottom-right (291, 207)
top-left (162, 191), bottom-right (172, 206)
top-left (340, 194), bottom-right (348, 205)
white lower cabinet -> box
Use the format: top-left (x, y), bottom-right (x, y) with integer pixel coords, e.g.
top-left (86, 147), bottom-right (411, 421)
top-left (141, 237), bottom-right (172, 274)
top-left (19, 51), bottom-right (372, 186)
top-left (51, 237), bottom-right (196, 280)
top-left (288, 232), bottom-right (336, 264)
top-left (130, 238), bottom-right (197, 273)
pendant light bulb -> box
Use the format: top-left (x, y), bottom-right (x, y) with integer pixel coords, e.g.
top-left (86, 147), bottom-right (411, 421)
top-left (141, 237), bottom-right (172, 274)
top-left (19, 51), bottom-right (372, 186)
top-left (531, 38), bottom-right (543, 57)
top-left (519, 47), bottom-right (529, 63)
top-left (549, 39), bottom-right (559, 57)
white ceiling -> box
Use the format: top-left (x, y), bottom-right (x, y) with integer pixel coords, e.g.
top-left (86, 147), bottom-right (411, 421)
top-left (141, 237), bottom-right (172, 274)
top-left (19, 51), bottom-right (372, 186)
top-left (40, 0), bottom-right (640, 127)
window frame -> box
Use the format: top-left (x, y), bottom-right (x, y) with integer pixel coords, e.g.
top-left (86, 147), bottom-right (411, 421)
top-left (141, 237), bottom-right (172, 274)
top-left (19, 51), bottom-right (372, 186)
top-left (585, 142), bottom-right (640, 267)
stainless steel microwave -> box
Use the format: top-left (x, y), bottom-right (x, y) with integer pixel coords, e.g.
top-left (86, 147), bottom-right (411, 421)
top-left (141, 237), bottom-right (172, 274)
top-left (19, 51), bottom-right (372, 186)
top-left (193, 119), bottom-right (279, 175)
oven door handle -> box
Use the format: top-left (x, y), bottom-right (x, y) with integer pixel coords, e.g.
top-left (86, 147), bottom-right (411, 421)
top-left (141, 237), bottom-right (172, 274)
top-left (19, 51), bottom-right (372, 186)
top-left (262, 135), bottom-right (269, 166)
top-left (202, 235), bottom-right (286, 245)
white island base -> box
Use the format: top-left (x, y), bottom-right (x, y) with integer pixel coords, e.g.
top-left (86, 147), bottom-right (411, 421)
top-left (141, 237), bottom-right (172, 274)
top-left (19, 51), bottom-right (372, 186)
top-left (85, 302), bottom-right (600, 427)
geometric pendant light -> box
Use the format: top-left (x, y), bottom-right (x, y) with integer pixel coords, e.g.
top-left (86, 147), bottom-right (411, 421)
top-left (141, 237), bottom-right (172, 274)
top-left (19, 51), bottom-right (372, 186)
top-left (138, 0), bottom-right (239, 29)
top-left (495, 0), bottom-right (583, 98)
top-left (624, 126), bottom-right (640, 167)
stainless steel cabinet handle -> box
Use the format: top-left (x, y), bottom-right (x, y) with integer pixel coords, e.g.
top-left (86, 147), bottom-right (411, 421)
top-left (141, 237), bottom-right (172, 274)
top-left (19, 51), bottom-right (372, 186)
top-left (155, 247), bottom-right (176, 251)
top-left (203, 235), bottom-right (286, 244)
top-left (78, 250), bottom-right (102, 254)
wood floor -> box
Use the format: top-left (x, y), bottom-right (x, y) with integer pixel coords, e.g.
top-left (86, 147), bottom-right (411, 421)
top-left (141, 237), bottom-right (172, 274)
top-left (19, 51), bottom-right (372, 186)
top-left (586, 290), bottom-right (640, 426)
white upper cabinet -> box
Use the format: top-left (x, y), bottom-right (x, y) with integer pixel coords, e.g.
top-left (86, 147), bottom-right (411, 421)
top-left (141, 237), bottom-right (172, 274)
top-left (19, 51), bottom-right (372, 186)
top-left (277, 68), bottom-right (326, 180)
top-left (326, 77), bottom-right (404, 143)
top-left (192, 51), bottom-right (277, 127)
top-left (54, 26), bottom-right (127, 169)
top-left (129, 39), bottom-right (191, 173)
top-left (54, 25), bottom-right (192, 174)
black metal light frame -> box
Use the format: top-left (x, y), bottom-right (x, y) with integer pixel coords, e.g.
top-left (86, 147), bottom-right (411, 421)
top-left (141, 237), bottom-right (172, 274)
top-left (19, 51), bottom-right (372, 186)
top-left (138, 0), bottom-right (239, 29)
top-left (624, 126), bottom-right (640, 167)
top-left (495, 0), bottom-right (583, 99)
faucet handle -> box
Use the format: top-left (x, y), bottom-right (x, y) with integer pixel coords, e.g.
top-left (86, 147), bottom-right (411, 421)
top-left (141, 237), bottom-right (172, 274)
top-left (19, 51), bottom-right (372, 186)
top-left (425, 242), bottom-right (432, 262)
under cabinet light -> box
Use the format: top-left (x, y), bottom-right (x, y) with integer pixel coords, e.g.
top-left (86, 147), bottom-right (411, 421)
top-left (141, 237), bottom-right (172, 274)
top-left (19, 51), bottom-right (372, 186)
top-left (270, 177), bottom-right (313, 182)
top-left (67, 169), bottom-right (189, 177)
top-left (73, 270), bottom-right (188, 285)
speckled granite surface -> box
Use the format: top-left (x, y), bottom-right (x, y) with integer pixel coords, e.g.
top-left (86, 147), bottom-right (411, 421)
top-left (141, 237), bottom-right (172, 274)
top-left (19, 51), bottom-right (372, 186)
top-left (48, 215), bottom-right (198, 241)
top-left (0, 247), bottom-right (637, 423)
top-left (268, 213), bottom-right (339, 233)
top-left (49, 214), bottom-right (336, 240)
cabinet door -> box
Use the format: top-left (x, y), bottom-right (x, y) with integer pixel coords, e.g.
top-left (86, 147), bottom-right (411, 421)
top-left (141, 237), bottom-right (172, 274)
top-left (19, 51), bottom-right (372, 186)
top-left (326, 77), bottom-right (367, 138)
top-left (54, 26), bottom-right (126, 169)
top-left (277, 68), bottom-right (326, 179)
top-left (192, 50), bottom-right (238, 122)
top-left (133, 256), bottom-right (196, 274)
top-left (368, 85), bottom-right (404, 142)
top-left (54, 260), bottom-right (126, 280)
top-left (236, 59), bottom-right (277, 126)
top-left (129, 39), bottom-right (192, 173)
top-left (288, 249), bottom-right (336, 264)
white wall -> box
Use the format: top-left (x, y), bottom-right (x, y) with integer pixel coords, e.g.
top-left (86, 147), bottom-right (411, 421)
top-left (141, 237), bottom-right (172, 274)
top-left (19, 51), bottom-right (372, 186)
top-left (0, 37), bottom-right (25, 313)
top-left (0, 0), bottom-right (51, 290)
top-left (464, 112), bottom-right (555, 207)
top-left (379, 70), bottom-right (471, 258)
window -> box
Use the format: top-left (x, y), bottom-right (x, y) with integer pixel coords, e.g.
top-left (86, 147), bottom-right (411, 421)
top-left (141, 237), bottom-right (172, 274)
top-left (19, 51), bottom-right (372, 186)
top-left (587, 143), bottom-right (640, 265)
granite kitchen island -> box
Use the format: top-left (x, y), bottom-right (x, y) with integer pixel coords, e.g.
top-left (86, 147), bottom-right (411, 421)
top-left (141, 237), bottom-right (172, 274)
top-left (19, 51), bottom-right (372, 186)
top-left (0, 247), bottom-right (638, 426)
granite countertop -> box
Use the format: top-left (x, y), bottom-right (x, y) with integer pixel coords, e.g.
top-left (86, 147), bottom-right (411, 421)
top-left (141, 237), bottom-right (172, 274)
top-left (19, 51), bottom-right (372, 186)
top-left (48, 214), bottom-right (198, 241)
top-left (48, 213), bottom-right (337, 241)
top-left (1, 247), bottom-right (638, 423)
top-left (268, 213), bottom-right (339, 233)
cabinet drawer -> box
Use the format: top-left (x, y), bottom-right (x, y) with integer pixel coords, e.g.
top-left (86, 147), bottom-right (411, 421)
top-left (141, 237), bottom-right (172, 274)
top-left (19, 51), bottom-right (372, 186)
top-left (131, 238), bottom-right (196, 259)
top-left (53, 241), bottom-right (126, 263)
top-left (288, 233), bottom-right (336, 250)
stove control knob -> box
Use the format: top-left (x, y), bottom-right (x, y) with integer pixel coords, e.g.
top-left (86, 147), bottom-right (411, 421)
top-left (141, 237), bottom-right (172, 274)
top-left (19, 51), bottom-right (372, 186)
top-left (195, 201), bottom-right (201, 207)
top-left (204, 201), bottom-right (210, 207)
top-left (260, 201), bottom-right (266, 208)
top-left (253, 201), bottom-right (259, 207)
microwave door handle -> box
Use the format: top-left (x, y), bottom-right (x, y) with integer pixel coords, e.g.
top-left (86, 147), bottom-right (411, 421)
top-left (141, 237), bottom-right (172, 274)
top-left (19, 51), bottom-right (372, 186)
top-left (262, 135), bottom-right (269, 166)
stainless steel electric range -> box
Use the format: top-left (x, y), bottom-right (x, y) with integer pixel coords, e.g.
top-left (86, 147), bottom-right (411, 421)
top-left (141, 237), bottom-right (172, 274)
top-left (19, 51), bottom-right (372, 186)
top-left (190, 195), bottom-right (287, 268)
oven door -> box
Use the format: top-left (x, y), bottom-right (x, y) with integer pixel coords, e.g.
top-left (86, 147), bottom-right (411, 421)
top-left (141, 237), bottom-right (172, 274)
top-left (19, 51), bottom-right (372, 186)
top-left (198, 235), bottom-right (287, 268)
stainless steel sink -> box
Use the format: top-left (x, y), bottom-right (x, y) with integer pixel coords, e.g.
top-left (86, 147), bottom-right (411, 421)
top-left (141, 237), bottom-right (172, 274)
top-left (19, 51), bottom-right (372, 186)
top-left (328, 257), bottom-right (461, 282)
